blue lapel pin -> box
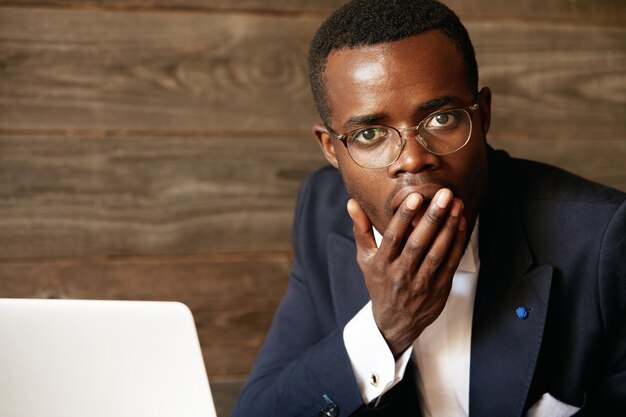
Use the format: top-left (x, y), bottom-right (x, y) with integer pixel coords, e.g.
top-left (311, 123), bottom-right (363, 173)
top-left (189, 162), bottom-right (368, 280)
top-left (516, 306), bottom-right (529, 319)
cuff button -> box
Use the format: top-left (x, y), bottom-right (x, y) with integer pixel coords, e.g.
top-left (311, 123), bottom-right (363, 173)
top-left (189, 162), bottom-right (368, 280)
top-left (370, 372), bottom-right (379, 387)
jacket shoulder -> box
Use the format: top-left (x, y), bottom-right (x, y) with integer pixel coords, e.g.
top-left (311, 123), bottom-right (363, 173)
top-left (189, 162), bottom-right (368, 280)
top-left (492, 149), bottom-right (625, 205)
top-left (292, 165), bottom-right (352, 255)
top-left (295, 165), bottom-right (349, 224)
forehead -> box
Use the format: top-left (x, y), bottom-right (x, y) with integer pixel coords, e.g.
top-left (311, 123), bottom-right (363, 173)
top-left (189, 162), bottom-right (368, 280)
top-left (324, 30), bottom-right (471, 126)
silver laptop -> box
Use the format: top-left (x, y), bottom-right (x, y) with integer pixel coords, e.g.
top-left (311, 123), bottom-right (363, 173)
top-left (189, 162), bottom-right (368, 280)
top-left (0, 298), bottom-right (218, 417)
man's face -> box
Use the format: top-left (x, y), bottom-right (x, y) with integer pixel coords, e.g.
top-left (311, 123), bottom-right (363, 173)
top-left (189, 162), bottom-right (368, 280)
top-left (314, 30), bottom-right (491, 234)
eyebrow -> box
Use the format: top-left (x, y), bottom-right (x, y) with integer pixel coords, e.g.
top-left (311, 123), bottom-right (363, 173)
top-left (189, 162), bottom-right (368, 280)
top-left (342, 113), bottom-right (386, 130)
top-left (418, 95), bottom-right (459, 111)
top-left (341, 95), bottom-right (462, 131)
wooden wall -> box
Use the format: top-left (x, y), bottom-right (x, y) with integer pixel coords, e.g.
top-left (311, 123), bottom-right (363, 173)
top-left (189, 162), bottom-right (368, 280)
top-left (1, 1), bottom-right (624, 415)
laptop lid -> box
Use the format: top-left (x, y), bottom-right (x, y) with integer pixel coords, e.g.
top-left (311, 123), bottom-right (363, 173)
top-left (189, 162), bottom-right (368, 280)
top-left (0, 298), bottom-right (218, 417)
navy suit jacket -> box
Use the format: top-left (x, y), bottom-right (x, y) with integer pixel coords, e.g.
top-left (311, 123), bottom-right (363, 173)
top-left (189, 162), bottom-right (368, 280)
top-left (233, 148), bottom-right (626, 417)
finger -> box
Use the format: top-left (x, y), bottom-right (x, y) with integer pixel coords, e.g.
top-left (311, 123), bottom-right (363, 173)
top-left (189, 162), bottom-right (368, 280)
top-left (426, 214), bottom-right (468, 289)
top-left (347, 199), bottom-right (377, 254)
top-left (435, 215), bottom-right (468, 289)
top-left (407, 197), bottom-right (463, 278)
top-left (409, 215), bottom-right (467, 320)
top-left (398, 188), bottom-right (453, 263)
top-left (377, 192), bottom-right (424, 259)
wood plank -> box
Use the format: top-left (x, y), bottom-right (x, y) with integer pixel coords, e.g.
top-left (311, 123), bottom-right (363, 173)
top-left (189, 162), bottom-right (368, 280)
top-left (1, 133), bottom-right (623, 261)
top-left (0, 253), bottom-right (291, 377)
top-left (0, 134), bottom-right (326, 259)
top-left (0, 0), bottom-right (623, 25)
top-left (210, 379), bottom-right (245, 417)
top-left (474, 23), bottom-right (626, 142)
top-left (0, 7), bottom-right (624, 137)
top-left (0, 7), bottom-right (321, 132)
top-left (444, 0), bottom-right (626, 25)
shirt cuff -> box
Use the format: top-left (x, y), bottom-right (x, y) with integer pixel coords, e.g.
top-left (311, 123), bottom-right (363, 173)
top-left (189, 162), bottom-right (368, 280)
top-left (343, 300), bottom-right (413, 404)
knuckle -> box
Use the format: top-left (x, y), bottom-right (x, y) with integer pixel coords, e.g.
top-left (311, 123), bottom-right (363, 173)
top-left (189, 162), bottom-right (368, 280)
top-left (442, 218), bottom-right (458, 233)
top-left (391, 277), bottom-right (409, 293)
top-left (383, 229), bottom-right (402, 245)
top-left (397, 207), bottom-right (415, 223)
top-left (411, 275), bottom-right (428, 294)
top-left (356, 249), bottom-right (373, 265)
top-left (427, 251), bottom-right (443, 268)
top-left (426, 208), bottom-right (443, 224)
top-left (404, 238), bottom-right (423, 254)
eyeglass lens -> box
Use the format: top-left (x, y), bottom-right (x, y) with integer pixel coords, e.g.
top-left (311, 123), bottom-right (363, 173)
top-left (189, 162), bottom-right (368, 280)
top-left (346, 108), bottom-right (472, 168)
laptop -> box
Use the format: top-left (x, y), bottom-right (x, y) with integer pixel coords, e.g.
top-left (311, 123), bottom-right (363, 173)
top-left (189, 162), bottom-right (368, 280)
top-left (0, 298), bottom-right (218, 417)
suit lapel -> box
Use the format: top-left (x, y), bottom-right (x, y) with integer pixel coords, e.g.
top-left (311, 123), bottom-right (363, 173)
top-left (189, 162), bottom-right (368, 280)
top-left (470, 149), bottom-right (554, 417)
top-left (470, 264), bottom-right (553, 417)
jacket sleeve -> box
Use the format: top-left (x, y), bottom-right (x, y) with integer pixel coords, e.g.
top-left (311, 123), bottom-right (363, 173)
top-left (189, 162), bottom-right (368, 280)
top-left (231, 172), bottom-right (366, 417)
top-left (580, 198), bottom-right (626, 415)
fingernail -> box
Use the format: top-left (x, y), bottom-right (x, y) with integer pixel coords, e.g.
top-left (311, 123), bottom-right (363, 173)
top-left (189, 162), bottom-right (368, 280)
top-left (450, 199), bottom-right (463, 217)
top-left (406, 193), bottom-right (420, 210)
top-left (436, 189), bottom-right (452, 209)
top-left (347, 200), bottom-right (356, 218)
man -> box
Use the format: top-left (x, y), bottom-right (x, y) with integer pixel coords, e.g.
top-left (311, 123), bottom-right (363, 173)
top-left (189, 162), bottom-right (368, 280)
top-left (232, 0), bottom-right (626, 416)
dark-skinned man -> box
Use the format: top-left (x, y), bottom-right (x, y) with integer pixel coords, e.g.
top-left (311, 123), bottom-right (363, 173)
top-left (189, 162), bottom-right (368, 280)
top-left (233, 1), bottom-right (626, 416)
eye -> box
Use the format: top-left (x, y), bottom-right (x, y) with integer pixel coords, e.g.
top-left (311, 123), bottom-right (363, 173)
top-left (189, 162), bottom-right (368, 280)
top-left (425, 110), bottom-right (461, 129)
top-left (349, 127), bottom-right (390, 145)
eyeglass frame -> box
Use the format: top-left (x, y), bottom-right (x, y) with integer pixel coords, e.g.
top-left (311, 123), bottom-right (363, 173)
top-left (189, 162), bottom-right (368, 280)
top-left (324, 101), bottom-right (480, 169)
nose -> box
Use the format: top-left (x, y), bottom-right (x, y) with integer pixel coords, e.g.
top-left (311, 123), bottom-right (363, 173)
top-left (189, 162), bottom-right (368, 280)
top-left (387, 131), bottom-right (440, 176)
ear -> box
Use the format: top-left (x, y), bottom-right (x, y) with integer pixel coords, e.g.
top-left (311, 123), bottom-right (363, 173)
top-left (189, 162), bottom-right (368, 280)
top-left (478, 87), bottom-right (492, 137)
top-left (313, 124), bottom-right (340, 169)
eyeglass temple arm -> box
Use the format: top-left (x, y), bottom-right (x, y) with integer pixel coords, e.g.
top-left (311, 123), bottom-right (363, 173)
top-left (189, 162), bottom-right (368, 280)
top-left (324, 125), bottom-right (349, 148)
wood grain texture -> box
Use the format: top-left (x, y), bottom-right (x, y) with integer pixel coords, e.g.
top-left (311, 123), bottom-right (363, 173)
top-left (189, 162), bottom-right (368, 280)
top-left (476, 23), bottom-right (626, 141)
top-left (444, 0), bottom-right (626, 25)
top-left (0, 7), bottom-right (320, 132)
top-left (1, 133), bottom-right (624, 261)
top-left (0, 253), bottom-right (290, 377)
top-left (210, 379), bottom-right (245, 417)
top-left (0, 0), bottom-right (623, 25)
top-left (0, 7), bottom-right (624, 139)
top-left (0, 134), bottom-right (326, 259)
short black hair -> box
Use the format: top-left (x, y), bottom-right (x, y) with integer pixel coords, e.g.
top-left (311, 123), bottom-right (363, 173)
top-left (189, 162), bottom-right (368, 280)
top-left (308, 0), bottom-right (478, 124)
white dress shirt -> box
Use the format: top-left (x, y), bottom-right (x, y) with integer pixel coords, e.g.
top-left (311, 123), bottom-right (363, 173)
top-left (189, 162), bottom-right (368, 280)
top-left (343, 223), bottom-right (480, 416)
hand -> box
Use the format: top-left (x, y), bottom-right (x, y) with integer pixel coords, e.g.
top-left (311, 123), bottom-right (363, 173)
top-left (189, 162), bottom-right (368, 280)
top-left (347, 189), bottom-right (468, 356)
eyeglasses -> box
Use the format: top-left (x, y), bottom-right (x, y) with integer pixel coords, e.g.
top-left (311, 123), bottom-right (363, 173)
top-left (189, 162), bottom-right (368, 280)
top-left (325, 102), bottom-right (479, 169)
